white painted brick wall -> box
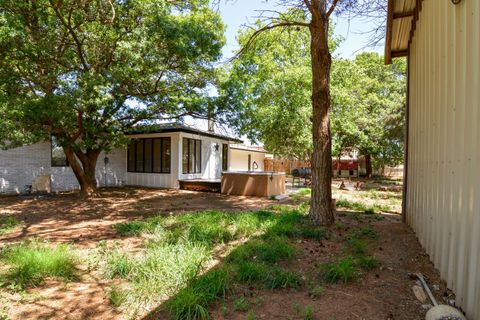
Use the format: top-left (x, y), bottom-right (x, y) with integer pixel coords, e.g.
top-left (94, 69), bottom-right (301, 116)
top-left (0, 141), bottom-right (126, 194)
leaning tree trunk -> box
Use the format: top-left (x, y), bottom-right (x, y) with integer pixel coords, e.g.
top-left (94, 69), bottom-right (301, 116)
top-left (64, 147), bottom-right (100, 198)
top-left (308, 16), bottom-right (335, 226)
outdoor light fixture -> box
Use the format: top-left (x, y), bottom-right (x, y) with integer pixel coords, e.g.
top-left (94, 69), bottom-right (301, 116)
top-left (451, 0), bottom-right (462, 4)
top-left (214, 143), bottom-right (219, 152)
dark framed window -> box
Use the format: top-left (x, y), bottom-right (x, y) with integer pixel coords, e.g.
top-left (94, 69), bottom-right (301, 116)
top-left (222, 144), bottom-right (228, 171)
top-left (182, 138), bottom-right (202, 174)
top-left (127, 137), bottom-right (171, 173)
top-left (51, 136), bottom-right (68, 167)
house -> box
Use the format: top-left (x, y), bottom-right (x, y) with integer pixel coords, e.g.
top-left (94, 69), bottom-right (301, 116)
top-left (228, 144), bottom-right (272, 172)
top-left (0, 124), bottom-right (242, 194)
top-left (385, 0), bottom-right (480, 318)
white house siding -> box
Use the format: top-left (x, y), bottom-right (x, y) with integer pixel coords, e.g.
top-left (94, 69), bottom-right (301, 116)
top-left (178, 132), bottom-right (228, 181)
top-left (125, 132), bottom-right (230, 188)
top-left (126, 132), bottom-right (180, 188)
top-left (0, 142), bottom-right (126, 194)
top-left (407, 0), bottom-right (480, 318)
top-left (228, 148), bottom-right (266, 172)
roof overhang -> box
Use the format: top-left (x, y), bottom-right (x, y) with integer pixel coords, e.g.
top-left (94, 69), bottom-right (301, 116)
top-left (385, 0), bottom-right (422, 64)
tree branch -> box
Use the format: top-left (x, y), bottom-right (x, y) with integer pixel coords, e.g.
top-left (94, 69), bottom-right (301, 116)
top-left (235, 20), bottom-right (310, 59)
top-left (326, 0), bottom-right (339, 19)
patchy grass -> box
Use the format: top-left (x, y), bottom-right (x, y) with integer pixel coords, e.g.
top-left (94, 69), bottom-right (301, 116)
top-left (322, 256), bottom-right (358, 284)
top-left (0, 216), bottom-right (21, 235)
top-left (0, 240), bottom-right (77, 289)
top-left (235, 262), bottom-right (301, 289)
top-left (104, 207), bottom-right (318, 317)
top-left (335, 199), bottom-right (387, 215)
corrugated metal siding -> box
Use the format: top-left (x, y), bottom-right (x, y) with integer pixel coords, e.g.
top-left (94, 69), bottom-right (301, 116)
top-left (407, 0), bottom-right (480, 318)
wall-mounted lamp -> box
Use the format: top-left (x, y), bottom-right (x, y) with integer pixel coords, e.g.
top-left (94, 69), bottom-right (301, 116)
top-left (451, 0), bottom-right (462, 4)
top-left (214, 143), bottom-right (219, 152)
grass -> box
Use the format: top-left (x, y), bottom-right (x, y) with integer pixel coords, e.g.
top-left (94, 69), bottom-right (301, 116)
top-left (235, 262), bottom-right (301, 289)
top-left (0, 240), bottom-right (77, 289)
top-left (105, 207), bottom-right (323, 318)
top-left (356, 255), bottom-right (379, 270)
top-left (0, 216), bottom-right (21, 235)
top-left (322, 255), bottom-right (357, 284)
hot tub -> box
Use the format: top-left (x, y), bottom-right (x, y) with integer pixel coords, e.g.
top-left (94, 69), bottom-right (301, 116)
top-left (221, 171), bottom-right (286, 197)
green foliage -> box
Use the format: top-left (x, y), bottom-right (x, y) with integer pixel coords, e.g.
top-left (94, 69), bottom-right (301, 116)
top-left (0, 217), bottom-right (20, 235)
top-left (246, 311), bottom-right (257, 320)
top-left (348, 226), bottom-right (378, 241)
top-left (233, 296), bottom-right (249, 312)
top-left (356, 256), bottom-right (379, 271)
top-left (308, 285), bottom-right (325, 299)
top-left (226, 237), bottom-right (295, 264)
top-left (347, 238), bottom-right (366, 255)
top-left (167, 267), bottom-right (232, 320)
top-left (322, 256), bottom-right (357, 284)
top-left (0, 241), bottom-right (77, 289)
top-left (115, 221), bottom-right (144, 236)
top-left (302, 305), bottom-right (314, 320)
top-left (235, 262), bottom-right (301, 289)
top-left (109, 285), bottom-right (126, 307)
top-left (0, 0), bottom-right (225, 190)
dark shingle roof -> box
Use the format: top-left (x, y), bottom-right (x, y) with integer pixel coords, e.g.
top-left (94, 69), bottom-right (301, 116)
top-left (127, 123), bottom-right (243, 143)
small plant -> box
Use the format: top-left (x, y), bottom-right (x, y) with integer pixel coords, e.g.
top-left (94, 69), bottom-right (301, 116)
top-left (348, 226), bottom-right (378, 241)
top-left (322, 256), bottom-right (357, 284)
top-left (356, 255), bottom-right (379, 270)
top-left (302, 305), bottom-right (314, 320)
top-left (246, 311), bottom-right (257, 320)
top-left (167, 287), bottom-right (210, 320)
top-left (109, 285), bottom-right (125, 307)
top-left (103, 248), bottom-right (134, 279)
top-left (233, 296), bottom-right (249, 312)
top-left (0, 240), bottom-right (77, 289)
top-left (308, 285), bottom-right (325, 299)
top-left (334, 220), bottom-right (345, 230)
top-left (115, 221), bottom-right (144, 236)
top-left (347, 238), bottom-right (366, 255)
top-left (0, 216), bottom-right (21, 235)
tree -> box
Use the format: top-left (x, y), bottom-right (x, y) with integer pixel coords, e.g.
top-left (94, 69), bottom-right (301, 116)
top-left (352, 52), bottom-right (406, 176)
top-left (0, 0), bottom-right (225, 197)
top-left (220, 18), bottom-right (343, 160)
top-left (234, 0), bottom-right (385, 226)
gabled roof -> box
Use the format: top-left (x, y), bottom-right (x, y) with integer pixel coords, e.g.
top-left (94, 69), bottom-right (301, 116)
top-left (385, 0), bottom-right (421, 64)
top-left (127, 123), bottom-right (243, 143)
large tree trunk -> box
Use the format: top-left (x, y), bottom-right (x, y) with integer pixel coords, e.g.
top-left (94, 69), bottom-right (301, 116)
top-left (64, 147), bottom-right (100, 198)
top-left (308, 16), bottom-right (334, 226)
top-left (365, 154), bottom-right (373, 178)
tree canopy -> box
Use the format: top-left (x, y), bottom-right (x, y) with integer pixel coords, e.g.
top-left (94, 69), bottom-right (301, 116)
top-left (0, 0), bottom-right (225, 195)
top-left (223, 24), bottom-right (406, 170)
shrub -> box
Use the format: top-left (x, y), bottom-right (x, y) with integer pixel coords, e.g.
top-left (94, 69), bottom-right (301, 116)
top-left (0, 241), bottom-right (77, 288)
top-left (322, 256), bottom-right (357, 284)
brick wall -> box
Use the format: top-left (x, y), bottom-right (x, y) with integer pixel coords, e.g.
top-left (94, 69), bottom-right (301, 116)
top-left (0, 142), bottom-right (126, 194)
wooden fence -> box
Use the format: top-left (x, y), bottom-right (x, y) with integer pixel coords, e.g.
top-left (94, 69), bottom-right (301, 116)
top-left (264, 159), bottom-right (310, 174)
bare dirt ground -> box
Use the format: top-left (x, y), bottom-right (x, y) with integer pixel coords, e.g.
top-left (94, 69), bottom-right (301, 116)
top-left (0, 185), bottom-right (452, 320)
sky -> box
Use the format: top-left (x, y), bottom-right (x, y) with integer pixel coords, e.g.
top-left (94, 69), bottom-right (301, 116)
top-left (217, 0), bottom-right (385, 60)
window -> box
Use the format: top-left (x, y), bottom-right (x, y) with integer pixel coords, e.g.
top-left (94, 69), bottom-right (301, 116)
top-left (51, 136), bottom-right (68, 167)
top-left (222, 144), bottom-right (228, 171)
top-left (127, 137), bottom-right (171, 173)
top-left (182, 138), bottom-right (201, 174)
top-left (349, 170), bottom-right (354, 176)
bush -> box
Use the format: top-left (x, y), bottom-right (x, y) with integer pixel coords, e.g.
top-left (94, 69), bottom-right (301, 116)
top-left (0, 241), bottom-right (77, 288)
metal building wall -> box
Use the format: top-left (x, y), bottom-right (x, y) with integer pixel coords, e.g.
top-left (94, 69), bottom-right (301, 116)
top-left (407, 0), bottom-right (480, 318)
